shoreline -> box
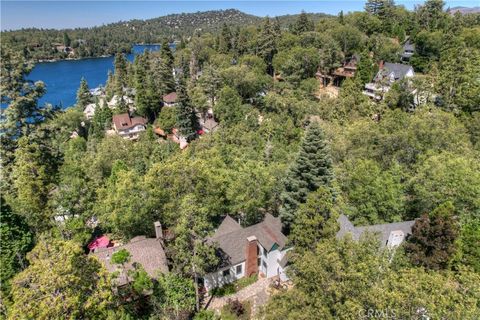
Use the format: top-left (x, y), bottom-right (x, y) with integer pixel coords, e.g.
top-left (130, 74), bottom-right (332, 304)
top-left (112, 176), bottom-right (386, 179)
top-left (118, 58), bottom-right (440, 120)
top-left (35, 43), bottom-right (174, 64)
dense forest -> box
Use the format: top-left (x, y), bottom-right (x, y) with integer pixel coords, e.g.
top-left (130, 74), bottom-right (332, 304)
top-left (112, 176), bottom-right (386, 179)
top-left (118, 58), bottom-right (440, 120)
top-left (1, 0), bottom-right (480, 319)
top-left (0, 9), bottom-right (330, 61)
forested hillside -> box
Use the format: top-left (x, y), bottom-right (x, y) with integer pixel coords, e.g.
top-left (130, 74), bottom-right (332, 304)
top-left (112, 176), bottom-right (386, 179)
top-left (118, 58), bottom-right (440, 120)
top-left (1, 0), bottom-right (480, 319)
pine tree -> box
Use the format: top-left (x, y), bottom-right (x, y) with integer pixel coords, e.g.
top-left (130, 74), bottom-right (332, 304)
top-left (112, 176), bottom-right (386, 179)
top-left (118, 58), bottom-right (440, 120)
top-left (113, 53), bottom-right (128, 96)
top-left (76, 77), bottom-right (92, 109)
top-left (160, 38), bottom-right (174, 67)
top-left (291, 11), bottom-right (314, 35)
top-left (365, 0), bottom-right (387, 15)
top-left (258, 17), bottom-right (277, 76)
top-left (405, 202), bottom-right (460, 270)
top-left (280, 120), bottom-right (334, 229)
top-left (176, 78), bottom-right (199, 141)
top-left (218, 23), bottom-right (232, 54)
top-left (290, 188), bottom-right (339, 252)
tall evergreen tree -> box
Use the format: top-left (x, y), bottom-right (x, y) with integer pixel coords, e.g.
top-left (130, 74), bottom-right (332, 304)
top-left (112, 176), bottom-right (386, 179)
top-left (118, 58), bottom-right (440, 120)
top-left (280, 120), bottom-right (334, 229)
top-left (291, 11), bottom-right (314, 35)
top-left (258, 17), bottom-right (277, 76)
top-left (176, 78), bottom-right (199, 141)
top-left (10, 136), bottom-right (52, 233)
top-left (76, 77), bottom-right (92, 109)
top-left (405, 202), bottom-right (459, 270)
top-left (218, 23), bottom-right (232, 54)
top-left (113, 52), bottom-right (128, 96)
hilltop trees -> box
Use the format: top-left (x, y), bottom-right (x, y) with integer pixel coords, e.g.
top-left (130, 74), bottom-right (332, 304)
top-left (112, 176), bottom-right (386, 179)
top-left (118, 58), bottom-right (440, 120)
top-left (290, 11), bottom-right (314, 34)
top-left (280, 121), bottom-right (334, 229)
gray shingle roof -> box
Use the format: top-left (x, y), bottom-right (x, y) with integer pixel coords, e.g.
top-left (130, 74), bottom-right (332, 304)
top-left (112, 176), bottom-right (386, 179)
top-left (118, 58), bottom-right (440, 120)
top-left (337, 215), bottom-right (415, 247)
top-left (93, 236), bottom-right (168, 286)
top-left (210, 214), bottom-right (287, 266)
top-left (375, 62), bottom-right (414, 82)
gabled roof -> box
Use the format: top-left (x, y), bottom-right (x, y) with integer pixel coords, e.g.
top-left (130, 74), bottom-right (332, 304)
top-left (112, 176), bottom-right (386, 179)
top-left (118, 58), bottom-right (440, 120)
top-left (93, 236), bottom-right (168, 286)
top-left (337, 215), bottom-right (415, 247)
top-left (210, 214), bottom-right (287, 266)
top-left (112, 113), bottom-right (147, 131)
top-left (375, 62), bottom-right (413, 82)
top-left (163, 92), bottom-right (177, 103)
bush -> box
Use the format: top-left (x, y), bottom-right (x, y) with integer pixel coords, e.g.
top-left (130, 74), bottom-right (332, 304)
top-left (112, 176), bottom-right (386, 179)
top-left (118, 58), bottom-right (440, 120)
top-left (227, 299), bottom-right (245, 317)
top-left (193, 309), bottom-right (216, 320)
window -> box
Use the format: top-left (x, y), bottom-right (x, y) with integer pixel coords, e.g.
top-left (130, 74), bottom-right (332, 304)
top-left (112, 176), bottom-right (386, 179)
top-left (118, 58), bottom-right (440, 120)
top-left (263, 261), bottom-right (267, 269)
top-left (222, 269), bottom-right (230, 277)
top-left (257, 258), bottom-right (261, 266)
top-left (236, 265), bottom-right (242, 275)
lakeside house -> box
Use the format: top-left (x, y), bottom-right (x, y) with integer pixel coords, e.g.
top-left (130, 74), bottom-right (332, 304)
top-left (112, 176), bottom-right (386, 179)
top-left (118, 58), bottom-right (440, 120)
top-left (83, 103), bottom-right (97, 119)
top-left (363, 61), bottom-right (414, 100)
top-left (203, 214), bottom-right (290, 292)
top-left (112, 112), bottom-right (147, 140)
top-left (93, 223), bottom-right (168, 286)
top-left (336, 215), bottom-right (415, 248)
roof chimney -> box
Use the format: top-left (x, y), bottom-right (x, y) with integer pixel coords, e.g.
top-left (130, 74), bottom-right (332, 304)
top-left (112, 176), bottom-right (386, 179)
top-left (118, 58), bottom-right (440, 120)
top-left (379, 60), bottom-right (384, 69)
top-left (154, 221), bottom-right (163, 240)
top-left (245, 236), bottom-right (259, 277)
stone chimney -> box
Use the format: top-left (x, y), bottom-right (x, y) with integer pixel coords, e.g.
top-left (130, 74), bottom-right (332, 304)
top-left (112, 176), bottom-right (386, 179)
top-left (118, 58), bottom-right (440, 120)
top-left (379, 60), bottom-right (384, 69)
top-left (154, 221), bottom-right (163, 240)
top-left (245, 236), bottom-right (258, 277)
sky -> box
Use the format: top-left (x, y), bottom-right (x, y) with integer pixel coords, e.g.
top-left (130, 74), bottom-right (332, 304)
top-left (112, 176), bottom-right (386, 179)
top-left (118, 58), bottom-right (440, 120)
top-left (1, 0), bottom-right (478, 30)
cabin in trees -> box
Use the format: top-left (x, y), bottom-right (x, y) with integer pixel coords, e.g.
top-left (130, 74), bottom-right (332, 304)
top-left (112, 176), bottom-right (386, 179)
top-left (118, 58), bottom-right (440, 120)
top-left (336, 215), bottom-right (415, 248)
top-left (363, 62), bottom-right (414, 100)
top-left (93, 222), bottom-right (168, 286)
top-left (112, 112), bottom-right (147, 140)
top-left (401, 40), bottom-right (415, 62)
top-left (203, 214), bottom-right (290, 292)
top-left (316, 54), bottom-right (360, 87)
top-left (162, 92), bottom-right (178, 107)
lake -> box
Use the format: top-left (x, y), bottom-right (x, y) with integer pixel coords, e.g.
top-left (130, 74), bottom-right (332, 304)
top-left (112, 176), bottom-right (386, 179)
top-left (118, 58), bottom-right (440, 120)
top-left (29, 44), bottom-right (161, 108)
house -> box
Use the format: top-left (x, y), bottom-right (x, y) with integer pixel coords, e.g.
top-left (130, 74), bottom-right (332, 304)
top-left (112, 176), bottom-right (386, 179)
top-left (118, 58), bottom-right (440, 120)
top-left (363, 62), bottom-right (414, 100)
top-left (336, 215), bottom-right (415, 248)
top-left (93, 222), bottom-right (168, 286)
top-left (401, 40), bottom-right (415, 62)
top-left (203, 214), bottom-right (290, 292)
top-left (162, 92), bottom-right (178, 107)
top-left (83, 103), bottom-right (96, 119)
top-left (112, 113), bottom-right (147, 140)
top-left (316, 54), bottom-right (360, 87)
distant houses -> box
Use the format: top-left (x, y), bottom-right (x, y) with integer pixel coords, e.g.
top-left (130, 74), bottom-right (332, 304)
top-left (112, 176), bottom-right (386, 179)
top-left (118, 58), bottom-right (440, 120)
top-left (112, 112), bottom-right (147, 140)
top-left (363, 61), bottom-right (414, 100)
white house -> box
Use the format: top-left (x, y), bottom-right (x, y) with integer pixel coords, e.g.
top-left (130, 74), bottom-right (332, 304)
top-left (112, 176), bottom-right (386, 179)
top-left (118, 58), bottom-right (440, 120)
top-left (83, 103), bottom-right (97, 119)
top-left (112, 112), bottom-right (147, 140)
top-left (203, 214), bottom-right (290, 292)
top-left (363, 62), bottom-right (414, 100)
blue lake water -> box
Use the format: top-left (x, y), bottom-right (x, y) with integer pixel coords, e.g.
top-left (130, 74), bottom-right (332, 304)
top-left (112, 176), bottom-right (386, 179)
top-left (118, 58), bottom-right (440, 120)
top-left (28, 44), bottom-right (161, 108)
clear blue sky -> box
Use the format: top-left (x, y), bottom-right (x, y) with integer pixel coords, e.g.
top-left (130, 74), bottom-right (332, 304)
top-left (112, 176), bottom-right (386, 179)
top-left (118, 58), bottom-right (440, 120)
top-left (1, 0), bottom-right (477, 30)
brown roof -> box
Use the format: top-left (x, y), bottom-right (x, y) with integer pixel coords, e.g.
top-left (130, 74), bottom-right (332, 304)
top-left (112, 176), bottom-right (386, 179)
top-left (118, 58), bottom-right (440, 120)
top-left (112, 113), bottom-right (147, 131)
top-left (210, 214), bottom-right (287, 266)
top-left (93, 236), bottom-right (168, 286)
top-left (162, 92), bottom-right (177, 103)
